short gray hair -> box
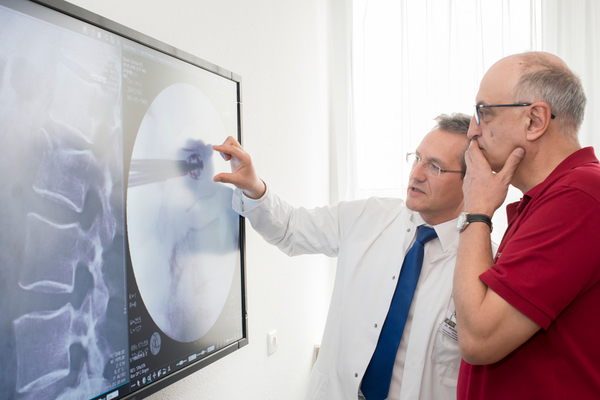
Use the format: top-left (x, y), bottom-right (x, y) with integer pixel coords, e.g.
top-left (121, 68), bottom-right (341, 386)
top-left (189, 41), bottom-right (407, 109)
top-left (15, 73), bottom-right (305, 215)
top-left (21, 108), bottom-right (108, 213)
top-left (512, 52), bottom-right (586, 139)
top-left (434, 113), bottom-right (471, 135)
top-left (433, 113), bottom-right (471, 176)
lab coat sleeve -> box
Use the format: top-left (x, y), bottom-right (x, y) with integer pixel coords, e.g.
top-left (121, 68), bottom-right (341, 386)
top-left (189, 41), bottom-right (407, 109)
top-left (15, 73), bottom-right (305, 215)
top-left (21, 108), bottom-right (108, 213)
top-left (232, 186), bottom-right (366, 257)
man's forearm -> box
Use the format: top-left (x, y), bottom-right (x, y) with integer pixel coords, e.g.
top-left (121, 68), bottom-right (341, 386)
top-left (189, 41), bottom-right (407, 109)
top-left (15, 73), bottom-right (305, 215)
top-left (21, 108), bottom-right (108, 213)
top-left (453, 221), bottom-right (496, 363)
top-left (453, 221), bottom-right (541, 365)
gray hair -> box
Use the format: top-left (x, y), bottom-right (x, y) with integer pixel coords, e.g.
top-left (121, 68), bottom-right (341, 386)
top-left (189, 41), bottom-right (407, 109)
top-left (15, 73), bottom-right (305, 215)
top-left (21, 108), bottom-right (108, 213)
top-left (512, 52), bottom-right (586, 139)
top-left (433, 113), bottom-right (471, 176)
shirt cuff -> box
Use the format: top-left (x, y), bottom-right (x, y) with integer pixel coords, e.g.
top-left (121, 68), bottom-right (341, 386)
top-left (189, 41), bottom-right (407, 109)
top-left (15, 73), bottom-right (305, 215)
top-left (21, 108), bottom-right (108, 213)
top-left (233, 183), bottom-right (269, 213)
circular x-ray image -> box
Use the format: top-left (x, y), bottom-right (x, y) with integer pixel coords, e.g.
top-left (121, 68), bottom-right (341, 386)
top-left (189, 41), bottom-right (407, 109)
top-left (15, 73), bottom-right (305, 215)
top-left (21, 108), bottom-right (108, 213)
top-left (127, 83), bottom-right (238, 343)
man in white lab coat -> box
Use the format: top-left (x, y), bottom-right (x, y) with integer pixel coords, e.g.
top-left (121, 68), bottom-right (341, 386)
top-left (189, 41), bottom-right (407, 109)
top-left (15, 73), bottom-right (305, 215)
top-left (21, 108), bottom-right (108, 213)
top-left (213, 114), bottom-right (472, 400)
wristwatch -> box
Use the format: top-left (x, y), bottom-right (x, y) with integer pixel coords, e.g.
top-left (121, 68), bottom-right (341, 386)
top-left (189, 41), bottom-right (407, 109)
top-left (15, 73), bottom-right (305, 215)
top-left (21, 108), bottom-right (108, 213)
top-left (456, 212), bottom-right (493, 233)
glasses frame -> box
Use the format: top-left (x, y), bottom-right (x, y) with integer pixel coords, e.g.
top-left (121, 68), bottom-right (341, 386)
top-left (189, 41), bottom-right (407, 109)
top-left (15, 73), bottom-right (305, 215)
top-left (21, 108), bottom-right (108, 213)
top-left (406, 152), bottom-right (463, 178)
top-left (474, 103), bottom-right (556, 126)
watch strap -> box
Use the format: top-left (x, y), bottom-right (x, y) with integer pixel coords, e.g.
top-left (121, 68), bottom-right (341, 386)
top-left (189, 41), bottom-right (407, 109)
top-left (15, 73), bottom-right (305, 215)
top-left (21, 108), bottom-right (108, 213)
top-left (466, 213), bottom-right (493, 232)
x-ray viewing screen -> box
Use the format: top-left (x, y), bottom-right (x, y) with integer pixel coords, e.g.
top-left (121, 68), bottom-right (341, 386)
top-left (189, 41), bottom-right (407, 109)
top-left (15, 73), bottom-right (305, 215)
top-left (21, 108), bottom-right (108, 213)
top-left (0, 0), bottom-right (247, 399)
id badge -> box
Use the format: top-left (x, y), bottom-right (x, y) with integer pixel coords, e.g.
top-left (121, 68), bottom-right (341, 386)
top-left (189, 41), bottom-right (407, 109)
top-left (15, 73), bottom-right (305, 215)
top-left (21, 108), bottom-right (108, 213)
top-left (441, 311), bottom-right (458, 342)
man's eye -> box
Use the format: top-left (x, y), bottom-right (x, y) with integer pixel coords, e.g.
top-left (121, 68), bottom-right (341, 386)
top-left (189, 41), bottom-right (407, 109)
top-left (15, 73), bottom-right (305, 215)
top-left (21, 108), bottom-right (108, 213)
top-left (429, 163), bottom-right (441, 172)
top-left (480, 109), bottom-right (492, 119)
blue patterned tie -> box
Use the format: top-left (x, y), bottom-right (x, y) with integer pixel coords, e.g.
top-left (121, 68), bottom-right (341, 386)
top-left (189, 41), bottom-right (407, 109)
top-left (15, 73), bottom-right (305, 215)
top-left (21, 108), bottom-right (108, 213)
top-left (361, 225), bottom-right (438, 400)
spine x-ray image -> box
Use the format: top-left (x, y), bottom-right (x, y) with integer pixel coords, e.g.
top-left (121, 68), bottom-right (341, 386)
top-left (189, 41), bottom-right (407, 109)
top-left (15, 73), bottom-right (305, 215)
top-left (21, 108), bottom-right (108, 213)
top-left (0, 8), bottom-right (129, 400)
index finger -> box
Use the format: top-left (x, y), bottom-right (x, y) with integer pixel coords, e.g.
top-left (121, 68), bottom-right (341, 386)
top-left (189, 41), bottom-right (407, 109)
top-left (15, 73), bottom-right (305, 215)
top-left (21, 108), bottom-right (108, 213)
top-left (213, 135), bottom-right (241, 150)
top-left (212, 142), bottom-right (248, 162)
top-left (466, 139), bottom-right (494, 171)
top-left (466, 139), bottom-right (485, 162)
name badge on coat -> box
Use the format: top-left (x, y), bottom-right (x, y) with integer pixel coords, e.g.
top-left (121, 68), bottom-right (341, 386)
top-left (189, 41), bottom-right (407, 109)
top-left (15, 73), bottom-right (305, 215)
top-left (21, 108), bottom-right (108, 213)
top-left (441, 311), bottom-right (458, 342)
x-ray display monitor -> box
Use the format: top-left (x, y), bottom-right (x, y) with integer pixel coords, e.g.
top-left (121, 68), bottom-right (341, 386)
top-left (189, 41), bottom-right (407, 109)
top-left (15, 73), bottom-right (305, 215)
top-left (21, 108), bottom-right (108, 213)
top-left (0, 0), bottom-right (247, 399)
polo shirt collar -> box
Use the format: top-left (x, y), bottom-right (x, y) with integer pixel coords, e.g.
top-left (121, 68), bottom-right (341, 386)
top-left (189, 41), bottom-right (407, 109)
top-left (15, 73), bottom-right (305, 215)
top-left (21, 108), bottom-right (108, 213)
top-left (506, 147), bottom-right (598, 221)
top-left (525, 146), bottom-right (598, 200)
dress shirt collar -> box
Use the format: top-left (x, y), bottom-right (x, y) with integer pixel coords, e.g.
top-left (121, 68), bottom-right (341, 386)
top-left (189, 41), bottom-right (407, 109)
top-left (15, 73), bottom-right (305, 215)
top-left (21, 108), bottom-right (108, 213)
top-left (410, 211), bottom-right (459, 254)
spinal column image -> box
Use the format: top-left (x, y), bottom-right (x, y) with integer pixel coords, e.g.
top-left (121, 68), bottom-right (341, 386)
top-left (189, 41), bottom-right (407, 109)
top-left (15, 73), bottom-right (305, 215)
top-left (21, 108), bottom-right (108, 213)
top-left (127, 82), bottom-right (239, 343)
top-left (0, 9), bottom-right (128, 400)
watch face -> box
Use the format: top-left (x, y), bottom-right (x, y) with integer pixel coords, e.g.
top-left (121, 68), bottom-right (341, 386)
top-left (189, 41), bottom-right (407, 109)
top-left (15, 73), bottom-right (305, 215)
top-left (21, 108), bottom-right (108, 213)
top-left (456, 212), bottom-right (467, 232)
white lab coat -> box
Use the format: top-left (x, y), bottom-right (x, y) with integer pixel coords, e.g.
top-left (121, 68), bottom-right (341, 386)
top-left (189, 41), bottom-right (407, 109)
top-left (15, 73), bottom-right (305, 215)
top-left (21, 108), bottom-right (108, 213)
top-left (233, 188), bottom-right (461, 400)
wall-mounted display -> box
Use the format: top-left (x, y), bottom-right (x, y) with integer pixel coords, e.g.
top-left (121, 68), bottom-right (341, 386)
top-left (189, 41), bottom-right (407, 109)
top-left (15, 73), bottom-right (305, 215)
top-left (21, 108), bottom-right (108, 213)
top-left (0, 0), bottom-right (247, 399)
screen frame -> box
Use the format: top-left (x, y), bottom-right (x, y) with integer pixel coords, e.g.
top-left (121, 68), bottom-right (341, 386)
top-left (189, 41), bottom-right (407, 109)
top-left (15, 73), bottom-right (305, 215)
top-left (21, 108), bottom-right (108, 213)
top-left (8, 0), bottom-right (248, 399)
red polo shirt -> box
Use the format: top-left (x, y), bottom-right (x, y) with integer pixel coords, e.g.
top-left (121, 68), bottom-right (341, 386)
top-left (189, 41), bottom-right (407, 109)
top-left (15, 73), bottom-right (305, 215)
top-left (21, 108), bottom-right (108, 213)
top-left (458, 147), bottom-right (600, 400)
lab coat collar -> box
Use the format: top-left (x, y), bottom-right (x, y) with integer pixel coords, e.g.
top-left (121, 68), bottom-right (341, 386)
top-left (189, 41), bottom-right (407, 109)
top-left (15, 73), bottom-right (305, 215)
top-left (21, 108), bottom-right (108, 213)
top-left (410, 211), bottom-right (459, 254)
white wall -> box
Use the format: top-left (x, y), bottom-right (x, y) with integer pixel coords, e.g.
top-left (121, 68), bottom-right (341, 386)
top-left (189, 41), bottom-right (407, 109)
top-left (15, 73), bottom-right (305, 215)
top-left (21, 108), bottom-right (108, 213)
top-left (65, 0), bottom-right (337, 398)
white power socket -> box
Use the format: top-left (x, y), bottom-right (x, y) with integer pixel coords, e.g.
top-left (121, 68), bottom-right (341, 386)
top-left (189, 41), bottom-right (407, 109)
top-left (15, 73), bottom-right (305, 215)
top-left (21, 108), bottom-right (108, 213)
top-left (267, 330), bottom-right (278, 355)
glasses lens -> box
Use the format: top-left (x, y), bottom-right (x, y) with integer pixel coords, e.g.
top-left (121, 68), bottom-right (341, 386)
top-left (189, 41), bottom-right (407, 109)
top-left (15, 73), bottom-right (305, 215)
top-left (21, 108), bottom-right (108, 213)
top-left (406, 153), bottom-right (416, 168)
top-left (474, 105), bottom-right (480, 125)
top-left (427, 163), bottom-right (441, 178)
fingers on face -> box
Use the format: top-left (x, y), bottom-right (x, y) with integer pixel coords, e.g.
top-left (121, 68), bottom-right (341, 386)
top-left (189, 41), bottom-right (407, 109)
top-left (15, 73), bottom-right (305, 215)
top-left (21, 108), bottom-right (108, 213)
top-left (465, 140), bottom-right (477, 166)
top-left (498, 148), bottom-right (525, 182)
top-left (467, 139), bottom-right (487, 162)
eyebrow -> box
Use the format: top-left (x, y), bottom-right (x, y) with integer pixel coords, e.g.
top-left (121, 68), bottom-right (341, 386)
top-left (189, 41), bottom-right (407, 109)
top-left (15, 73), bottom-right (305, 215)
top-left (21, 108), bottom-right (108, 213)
top-left (427, 156), bottom-right (445, 167)
top-left (416, 151), bottom-right (446, 168)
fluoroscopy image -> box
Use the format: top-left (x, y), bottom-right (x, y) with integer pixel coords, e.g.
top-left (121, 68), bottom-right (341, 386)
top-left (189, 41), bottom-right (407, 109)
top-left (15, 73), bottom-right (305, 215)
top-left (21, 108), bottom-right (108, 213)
top-left (127, 83), bottom-right (239, 343)
top-left (0, 9), bottom-right (128, 400)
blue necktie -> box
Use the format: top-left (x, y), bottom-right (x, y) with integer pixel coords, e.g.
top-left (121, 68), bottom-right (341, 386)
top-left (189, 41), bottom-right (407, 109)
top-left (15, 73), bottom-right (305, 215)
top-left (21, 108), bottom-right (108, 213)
top-left (361, 225), bottom-right (438, 400)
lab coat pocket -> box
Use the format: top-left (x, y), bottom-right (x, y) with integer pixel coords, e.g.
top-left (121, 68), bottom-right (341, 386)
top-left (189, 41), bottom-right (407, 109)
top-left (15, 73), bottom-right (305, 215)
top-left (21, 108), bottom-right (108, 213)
top-left (432, 310), bottom-right (460, 369)
top-left (305, 365), bottom-right (329, 400)
top-left (431, 312), bottom-right (460, 399)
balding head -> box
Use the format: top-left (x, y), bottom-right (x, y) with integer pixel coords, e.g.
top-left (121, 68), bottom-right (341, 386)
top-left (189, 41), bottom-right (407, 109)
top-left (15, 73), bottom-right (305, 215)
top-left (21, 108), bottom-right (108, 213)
top-left (507, 52), bottom-right (586, 140)
top-left (471, 52), bottom-right (585, 190)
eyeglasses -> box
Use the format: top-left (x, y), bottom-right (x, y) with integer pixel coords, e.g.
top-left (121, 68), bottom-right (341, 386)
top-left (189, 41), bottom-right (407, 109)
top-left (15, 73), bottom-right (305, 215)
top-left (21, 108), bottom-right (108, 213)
top-left (406, 152), bottom-right (463, 178)
top-left (474, 103), bottom-right (556, 126)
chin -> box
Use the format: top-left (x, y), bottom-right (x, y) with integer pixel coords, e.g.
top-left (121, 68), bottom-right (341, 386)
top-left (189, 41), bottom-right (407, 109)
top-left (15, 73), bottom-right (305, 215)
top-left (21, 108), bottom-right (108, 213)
top-left (490, 161), bottom-right (504, 173)
top-left (405, 200), bottom-right (420, 213)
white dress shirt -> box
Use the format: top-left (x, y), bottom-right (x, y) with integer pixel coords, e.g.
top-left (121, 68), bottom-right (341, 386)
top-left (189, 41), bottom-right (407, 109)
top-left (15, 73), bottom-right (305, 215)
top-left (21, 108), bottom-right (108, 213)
top-left (233, 187), bottom-right (465, 400)
top-left (385, 213), bottom-right (458, 400)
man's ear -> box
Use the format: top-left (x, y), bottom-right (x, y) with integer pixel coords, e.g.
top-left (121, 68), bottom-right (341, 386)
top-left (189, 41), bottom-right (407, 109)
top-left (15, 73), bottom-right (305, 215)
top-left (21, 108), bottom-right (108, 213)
top-left (526, 102), bottom-right (553, 141)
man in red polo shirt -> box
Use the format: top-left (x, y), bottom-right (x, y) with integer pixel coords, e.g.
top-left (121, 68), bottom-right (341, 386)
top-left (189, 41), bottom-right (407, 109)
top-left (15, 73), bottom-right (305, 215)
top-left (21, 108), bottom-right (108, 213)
top-left (453, 51), bottom-right (600, 400)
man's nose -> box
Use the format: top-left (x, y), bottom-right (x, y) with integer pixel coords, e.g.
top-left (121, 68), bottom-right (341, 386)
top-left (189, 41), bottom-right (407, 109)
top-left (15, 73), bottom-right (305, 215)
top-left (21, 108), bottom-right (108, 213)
top-left (467, 115), bottom-right (481, 140)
